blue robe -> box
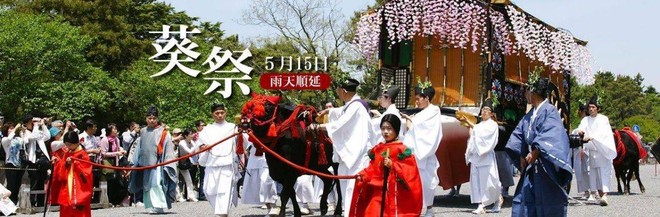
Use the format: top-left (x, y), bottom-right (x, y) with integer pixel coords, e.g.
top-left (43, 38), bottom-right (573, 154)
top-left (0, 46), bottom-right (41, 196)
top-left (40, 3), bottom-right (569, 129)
top-left (128, 126), bottom-right (178, 209)
top-left (505, 102), bottom-right (573, 217)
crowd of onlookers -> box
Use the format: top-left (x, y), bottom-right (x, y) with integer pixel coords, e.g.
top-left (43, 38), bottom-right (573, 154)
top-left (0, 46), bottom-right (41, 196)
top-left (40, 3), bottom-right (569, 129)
top-left (0, 111), bottom-right (213, 210)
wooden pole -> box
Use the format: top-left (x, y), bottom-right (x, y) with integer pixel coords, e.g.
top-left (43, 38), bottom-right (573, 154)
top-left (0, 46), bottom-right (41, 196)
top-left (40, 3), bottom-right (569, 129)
top-left (426, 36), bottom-right (431, 80)
top-left (484, 1), bottom-right (493, 107)
top-left (380, 148), bottom-right (391, 217)
top-left (442, 44), bottom-right (448, 107)
top-left (460, 48), bottom-right (465, 106)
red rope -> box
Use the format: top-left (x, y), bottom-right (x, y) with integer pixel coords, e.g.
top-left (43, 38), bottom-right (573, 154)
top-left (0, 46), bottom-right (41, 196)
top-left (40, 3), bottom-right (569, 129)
top-left (70, 130), bottom-right (356, 180)
top-left (70, 132), bottom-right (241, 170)
top-left (247, 132), bottom-right (356, 180)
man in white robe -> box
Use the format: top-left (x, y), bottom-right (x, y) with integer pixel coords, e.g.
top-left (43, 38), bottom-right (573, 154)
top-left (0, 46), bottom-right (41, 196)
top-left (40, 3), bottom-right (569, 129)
top-left (198, 104), bottom-right (244, 216)
top-left (463, 100), bottom-right (503, 214)
top-left (370, 85), bottom-right (405, 146)
top-left (313, 78), bottom-right (372, 216)
top-left (576, 95), bottom-right (616, 206)
top-left (241, 135), bottom-right (279, 215)
top-left (402, 81), bottom-right (443, 217)
top-left (572, 103), bottom-right (592, 200)
top-left (294, 175), bottom-right (315, 215)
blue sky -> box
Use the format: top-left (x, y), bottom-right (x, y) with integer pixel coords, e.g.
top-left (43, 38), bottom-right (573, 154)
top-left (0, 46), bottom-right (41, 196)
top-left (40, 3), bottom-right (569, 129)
top-left (161, 0), bottom-right (659, 87)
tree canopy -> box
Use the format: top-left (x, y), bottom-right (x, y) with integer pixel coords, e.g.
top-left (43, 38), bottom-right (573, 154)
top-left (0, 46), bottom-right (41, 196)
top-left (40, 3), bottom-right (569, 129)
top-left (0, 1), bottom-right (255, 130)
top-left (570, 72), bottom-right (659, 143)
top-left (0, 10), bottom-right (111, 121)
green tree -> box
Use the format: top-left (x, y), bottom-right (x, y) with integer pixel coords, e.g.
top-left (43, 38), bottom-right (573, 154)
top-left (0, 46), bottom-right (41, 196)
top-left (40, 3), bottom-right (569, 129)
top-left (114, 22), bottom-right (257, 129)
top-left (571, 72), bottom-right (660, 142)
top-left (601, 75), bottom-right (650, 126)
top-left (621, 115), bottom-right (660, 143)
top-left (645, 85), bottom-right (657, 95)
top-left (0, 10), bottom-right (112, 121)
top-left (2, 0), bottom-right (143, 73)
top-left (241, 0), bottom-right (355, 107)
top-left (569, 77), bottom-right (585, 129)
top-left (0, 3), bottom-right (269, 130)
top-left (1, 0), bottom-right (198, 74)
top-left (246, 37), bottom-right (337, 107)
top-left (128, 0), bottom-right (197, 42)
top-left (570, 71), bottom-right (654, 131)
top-left (633, 73), bottom-right (644, 87)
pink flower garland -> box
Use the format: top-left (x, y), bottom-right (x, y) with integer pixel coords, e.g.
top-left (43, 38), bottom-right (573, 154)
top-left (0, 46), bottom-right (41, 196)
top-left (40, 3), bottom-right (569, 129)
top-left (490, 10), bottom-right (514, 55)
top-left (506, 5), bottom-right (593, 84)
top-left (354, 10), bottom-right (382, 60)
top-left (379, 0), bottom-right (512, 53)
top-left (352, 0), bottom-right (593, 84)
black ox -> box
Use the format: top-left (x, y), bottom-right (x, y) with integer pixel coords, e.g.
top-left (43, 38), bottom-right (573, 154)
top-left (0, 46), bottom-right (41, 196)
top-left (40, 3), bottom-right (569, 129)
top-left (612, 129), bottom-right (646, 195)
top-left (241, 93), bottom-right (341, 217)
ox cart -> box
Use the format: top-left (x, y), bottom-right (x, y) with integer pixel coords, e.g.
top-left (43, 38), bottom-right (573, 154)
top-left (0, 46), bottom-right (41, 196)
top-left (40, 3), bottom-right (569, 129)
top-left (355, 0), bottom-right (591, 190)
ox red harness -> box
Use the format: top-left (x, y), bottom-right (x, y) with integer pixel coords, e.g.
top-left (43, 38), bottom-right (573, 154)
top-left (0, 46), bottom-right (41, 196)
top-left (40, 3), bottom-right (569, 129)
top-left (246, 104), bottom-right (330, 168)
top-left (613, 129), bottom-right (647, 166)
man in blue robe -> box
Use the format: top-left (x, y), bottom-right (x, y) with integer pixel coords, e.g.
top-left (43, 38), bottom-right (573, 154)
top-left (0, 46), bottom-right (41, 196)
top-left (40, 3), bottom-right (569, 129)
top-left (128, 105), bottom-right (178, 214)
top-left (505, 76), bottom-right (573, 217)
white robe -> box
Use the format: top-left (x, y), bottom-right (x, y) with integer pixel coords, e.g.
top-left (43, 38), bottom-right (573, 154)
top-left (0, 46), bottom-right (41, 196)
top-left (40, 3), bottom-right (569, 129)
top-left (570, 129), bottom-right (591, 193)
top-left (465, 119), bottom-right (501, 205)
top-left (241, 137), bottom-right (278, 205)
top-left (326, 95), bottom-right (372, 215)
top-left (198, 121), bottom-right (243, 215)
top-left (294, 175), bottom-right (315, 204)
top-left (576, 114), bottom-right (616, 192)
top-left (403, 105), bottom-right (443, 207)
top-left (0, 183), bottom-right (17, 215)
top-left (370, 104), bottom-right (406, 146)
top-left (312, 167), bottom-right (337, 203)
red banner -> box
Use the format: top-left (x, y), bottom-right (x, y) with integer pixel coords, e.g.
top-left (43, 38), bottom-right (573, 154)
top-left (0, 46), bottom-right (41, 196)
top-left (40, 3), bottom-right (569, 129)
top-left (260, 73), bottom-right (332, 90)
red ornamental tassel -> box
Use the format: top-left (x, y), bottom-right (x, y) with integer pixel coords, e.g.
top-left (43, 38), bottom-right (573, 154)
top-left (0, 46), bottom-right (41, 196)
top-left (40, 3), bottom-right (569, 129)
top-left (291, 122), bottom-right (300, 139)
top-left (305, 141), bottom-right (312, 169)
top-left (317, 142), bottom-right (328, 165)
top-left (267, 122), bottom-right (278, 137)
top-left (236, 134), bottom-right (245, 155)
top-left (299, 121), bottom-right (306, 136)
